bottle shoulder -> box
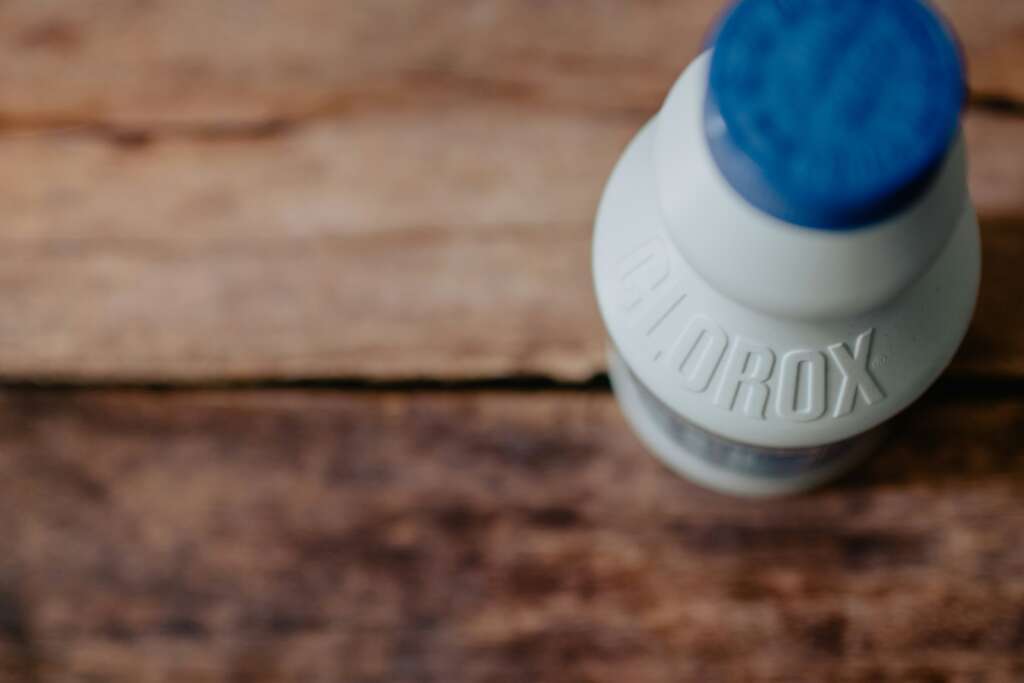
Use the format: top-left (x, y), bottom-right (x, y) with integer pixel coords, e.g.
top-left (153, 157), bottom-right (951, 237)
top-left (655, 52), bottom-right (969, 321)
top-left (593, 120), bottom-right (980, 449)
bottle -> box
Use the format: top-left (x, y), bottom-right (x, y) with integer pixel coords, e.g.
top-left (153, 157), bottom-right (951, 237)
top-left (591, 0), bottom-right (980, 497)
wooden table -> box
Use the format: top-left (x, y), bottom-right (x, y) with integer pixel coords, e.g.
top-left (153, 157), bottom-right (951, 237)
top-left (0, 1), bottom-right (1022, 681)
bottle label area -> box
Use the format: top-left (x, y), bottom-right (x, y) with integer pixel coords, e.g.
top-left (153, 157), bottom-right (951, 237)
top-left (612, 348), bottom-right (883, 482)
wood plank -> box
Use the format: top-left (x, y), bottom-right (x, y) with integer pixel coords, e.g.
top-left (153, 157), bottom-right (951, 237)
top-left (0, 389), bottom-right (1022, 681)
top-left (0, 107), bottom-right (1019, 382)
top-left (0, 0), bottom-right (1018, 131)
top-left (941, 1), bottom-right (1024, 104)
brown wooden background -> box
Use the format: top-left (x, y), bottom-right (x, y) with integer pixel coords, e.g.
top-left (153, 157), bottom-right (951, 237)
top-left (0, 1), bottom-right (1022, 681)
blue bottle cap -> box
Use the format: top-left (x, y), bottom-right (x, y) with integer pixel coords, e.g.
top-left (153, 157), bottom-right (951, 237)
top-left (704, 0), bottom-right (966, 230)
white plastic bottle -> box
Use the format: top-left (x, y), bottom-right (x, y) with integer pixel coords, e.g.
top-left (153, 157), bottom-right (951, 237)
top-left (592, 0), bottom-right (980, 496)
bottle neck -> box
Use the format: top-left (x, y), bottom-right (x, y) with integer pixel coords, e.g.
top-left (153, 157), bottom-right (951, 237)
top-left (653, 52), bottom-right (967, 321)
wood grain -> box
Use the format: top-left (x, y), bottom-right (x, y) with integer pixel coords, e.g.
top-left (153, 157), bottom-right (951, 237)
top-left (0, 0), bottom-right (1019, 130)
top-left (0, 108), bottom-right (1018, 382)
top-left (0, 388), bottom-right (1021, 682)
top-left (0, 5), bottom-right (1019, 682)
top-left (0, 0), bottom-right (1018, 382)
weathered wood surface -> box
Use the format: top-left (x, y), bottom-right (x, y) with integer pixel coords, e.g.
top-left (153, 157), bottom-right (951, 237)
top-left (0, 3), bottom-right (1022, 681)
top-left (0, 2), bottom-right (1018, 382)
top-left (0, 0), bottom-right (1019, 127)
top-left (0, 109), bottom-right (1019, 382)
top-left (0, 389), bottom-right (1022, 682)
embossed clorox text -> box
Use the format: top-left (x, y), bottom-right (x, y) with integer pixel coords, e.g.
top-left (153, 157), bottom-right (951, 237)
top-left (618, 239), bottom-right (886, 422)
